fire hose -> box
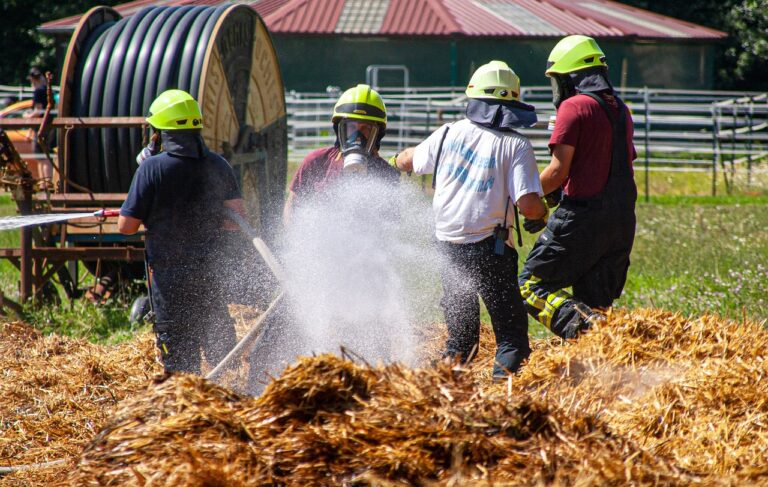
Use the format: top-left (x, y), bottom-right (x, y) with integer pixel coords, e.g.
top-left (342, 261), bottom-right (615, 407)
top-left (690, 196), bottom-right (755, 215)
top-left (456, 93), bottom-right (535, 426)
top-left (205, 208), bottom-right (286, 381)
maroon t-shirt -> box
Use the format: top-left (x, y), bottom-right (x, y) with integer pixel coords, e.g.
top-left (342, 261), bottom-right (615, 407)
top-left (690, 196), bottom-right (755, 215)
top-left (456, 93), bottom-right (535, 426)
top-left (289, 146), bottom-right (400, 200)
top-left (549, 93), bottom-right (636, 199)
top-left (290, 146), bottom-right (344, 198)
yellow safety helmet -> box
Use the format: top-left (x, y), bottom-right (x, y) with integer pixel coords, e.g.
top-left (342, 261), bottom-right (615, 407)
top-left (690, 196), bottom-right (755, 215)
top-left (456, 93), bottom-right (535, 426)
top-left (546, 35), bottom-right (607, 75)
top-left (465, 60), bottom-right (520, 101)
top-left (146, 89), bottom-right (203, 130)
top-left (332, 84), bottom-right (387, 126)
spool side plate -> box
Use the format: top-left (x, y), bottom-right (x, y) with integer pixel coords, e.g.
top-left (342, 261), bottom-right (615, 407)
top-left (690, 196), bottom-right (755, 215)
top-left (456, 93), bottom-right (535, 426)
top-left (198, 6), bottom-right (287, 237)
top-left (57, 6), bottom-right (121, 191)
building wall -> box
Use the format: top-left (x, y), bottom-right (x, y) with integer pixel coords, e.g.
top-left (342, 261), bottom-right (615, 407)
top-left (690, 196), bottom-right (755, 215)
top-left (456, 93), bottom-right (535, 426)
top-left (272, 34), bottom-right (718, 92)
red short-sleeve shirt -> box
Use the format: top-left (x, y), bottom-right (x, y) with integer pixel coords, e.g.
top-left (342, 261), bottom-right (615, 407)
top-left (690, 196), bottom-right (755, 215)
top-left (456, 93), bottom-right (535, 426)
top-left (289, 146), bottom-right (400, 200)
top-left (549, 93), bottom-right (636, 199)
top-left (289, 146), bottom-right (344, 198)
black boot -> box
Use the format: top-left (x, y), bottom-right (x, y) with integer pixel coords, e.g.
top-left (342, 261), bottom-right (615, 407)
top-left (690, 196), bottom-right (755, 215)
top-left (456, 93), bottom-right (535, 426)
top-left (552, 300), bottom-right (603, 339)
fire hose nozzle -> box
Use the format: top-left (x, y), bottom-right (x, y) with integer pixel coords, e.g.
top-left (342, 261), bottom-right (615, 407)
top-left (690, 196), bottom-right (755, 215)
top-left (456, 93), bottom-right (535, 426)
top-left (93, 209), bottom-right (121, 218)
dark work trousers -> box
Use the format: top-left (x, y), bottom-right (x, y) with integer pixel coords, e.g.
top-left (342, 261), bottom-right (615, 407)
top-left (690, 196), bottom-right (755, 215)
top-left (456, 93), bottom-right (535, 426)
top-left (150, 262), bottom-right (238, 374)
top-left (519, 93), bottom-right (637, 339)
top-left (438, 237), bottom-right (531, 378)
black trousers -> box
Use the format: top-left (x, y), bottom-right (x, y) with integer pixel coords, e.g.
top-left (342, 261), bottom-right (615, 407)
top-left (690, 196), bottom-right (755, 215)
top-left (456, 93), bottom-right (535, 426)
top-left (519, 200), bottom-right (635, 338)
top-left (150, 263), bottom-right (238, 374)
top-left (438, 237), bottom-right (531, 378)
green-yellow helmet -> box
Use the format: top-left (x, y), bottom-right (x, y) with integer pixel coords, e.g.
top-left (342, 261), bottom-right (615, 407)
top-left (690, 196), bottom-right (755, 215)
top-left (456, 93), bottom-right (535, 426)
top-left (332, 84), bottom-right (387, 126)
top-left (546, 35), bottom-right (607, 75)
top-left (146, 89), bottom-right (203, 130)
top-left (465, 60), bottom-right (520, 101)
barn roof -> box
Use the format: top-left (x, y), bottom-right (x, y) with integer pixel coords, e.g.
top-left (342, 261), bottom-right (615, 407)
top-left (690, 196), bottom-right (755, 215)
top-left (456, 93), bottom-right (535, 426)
top-left (39, 0), bottom-right (726, 40)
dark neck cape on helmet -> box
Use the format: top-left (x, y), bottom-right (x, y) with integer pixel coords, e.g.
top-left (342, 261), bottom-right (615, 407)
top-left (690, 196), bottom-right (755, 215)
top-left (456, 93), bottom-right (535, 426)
top-left (161, 130), bottom-right (208, 159)
top-left (552, 66), bottom-right (614, 108)
top-left (465, 98), bottom-right (538, 131)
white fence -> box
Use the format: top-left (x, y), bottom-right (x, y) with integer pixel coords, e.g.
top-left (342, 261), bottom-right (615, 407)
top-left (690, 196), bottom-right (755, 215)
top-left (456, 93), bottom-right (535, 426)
top-left (3, 83), bottom-right (765, 196)
top-left (287, 86), bottom-right (768, 196)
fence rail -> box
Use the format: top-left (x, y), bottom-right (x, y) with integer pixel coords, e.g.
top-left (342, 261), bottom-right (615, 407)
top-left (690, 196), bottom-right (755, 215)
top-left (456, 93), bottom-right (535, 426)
top-left (287, 86), bottom-right (768, 196)
top-left (1, 84), bottom-right (764, 196)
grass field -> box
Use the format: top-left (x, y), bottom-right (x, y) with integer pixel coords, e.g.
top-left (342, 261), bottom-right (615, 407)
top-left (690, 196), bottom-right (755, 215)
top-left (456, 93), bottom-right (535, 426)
top-left (0, 165), bottom-right (765, 343)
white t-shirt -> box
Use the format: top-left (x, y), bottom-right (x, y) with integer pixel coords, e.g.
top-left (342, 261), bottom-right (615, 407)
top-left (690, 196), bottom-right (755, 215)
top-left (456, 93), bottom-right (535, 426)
top-left (412, 119), bottom-right (543, 244)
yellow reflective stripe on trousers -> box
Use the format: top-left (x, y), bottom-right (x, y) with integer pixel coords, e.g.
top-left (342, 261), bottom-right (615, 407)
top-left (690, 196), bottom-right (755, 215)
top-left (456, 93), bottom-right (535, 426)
top-left (539, 289), bottom-right (570, 329)
top-left (520, 276), bottom-right (545, 309)
top-left (521, 275), bottom-right (572, 329)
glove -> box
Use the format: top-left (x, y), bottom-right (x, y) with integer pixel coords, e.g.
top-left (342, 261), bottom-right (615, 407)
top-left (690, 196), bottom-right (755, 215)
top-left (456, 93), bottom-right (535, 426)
top-left (388, 152), bottom-right (400, 169)
top-left (523, 206), bottom-right (548, 233)
top-left (523, 217), bottom-right (546, 233)
top-left (544, 187), bottom-right (563, 208)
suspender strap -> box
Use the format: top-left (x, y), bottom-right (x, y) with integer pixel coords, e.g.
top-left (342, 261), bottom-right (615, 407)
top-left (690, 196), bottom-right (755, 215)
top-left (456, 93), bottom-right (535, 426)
top-left (431, 124), bottom-right (451, 190)
top-left (581, 92), bottom-right (629, 177)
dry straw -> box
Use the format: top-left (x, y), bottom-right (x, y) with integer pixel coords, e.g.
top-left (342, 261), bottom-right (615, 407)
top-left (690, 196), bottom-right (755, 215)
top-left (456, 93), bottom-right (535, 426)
top-left (2, 308), bottom-right (768, 485)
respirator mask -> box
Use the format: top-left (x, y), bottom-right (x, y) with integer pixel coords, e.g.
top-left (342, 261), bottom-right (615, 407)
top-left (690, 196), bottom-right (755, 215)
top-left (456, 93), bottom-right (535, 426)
top-left (549, 74), bottom-right (575, 109)
top-left (337, 119), bottom-right (380, 174)
top-left (136, 128), bottom-right (161, 165)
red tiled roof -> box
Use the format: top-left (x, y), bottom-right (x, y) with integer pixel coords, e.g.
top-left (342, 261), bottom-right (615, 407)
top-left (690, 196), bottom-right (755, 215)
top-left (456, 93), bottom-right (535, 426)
top-left (39, 0), bottom-right (726, 40)
top-left (267, 0), bottom-right (344, 34)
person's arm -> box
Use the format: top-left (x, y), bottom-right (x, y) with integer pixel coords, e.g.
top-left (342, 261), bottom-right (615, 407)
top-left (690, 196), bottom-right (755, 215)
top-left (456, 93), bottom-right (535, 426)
top-left (540, 144), bottom-right (574, 195)
top-left (391, 147), bottom-right (416, 173)
top-left (222, 198), bottom-right (246, 231)
top-left (516, 192), bottom-right (547, 221)
top-left (282, 190), bottom-right (297, 225)
top-left (118, 215), bottom-right (142, 234)
top-left (119, 162), bottom-right (152, 234)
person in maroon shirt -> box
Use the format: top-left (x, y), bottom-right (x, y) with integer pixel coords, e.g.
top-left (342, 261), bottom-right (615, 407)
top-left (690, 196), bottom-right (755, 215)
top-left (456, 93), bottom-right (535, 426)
top-left (246, 85), bottom-right (398, 395)
top-left (518, 35), bottom-right (638, 339)
top-left (283, 84), bottom-right (399, 224)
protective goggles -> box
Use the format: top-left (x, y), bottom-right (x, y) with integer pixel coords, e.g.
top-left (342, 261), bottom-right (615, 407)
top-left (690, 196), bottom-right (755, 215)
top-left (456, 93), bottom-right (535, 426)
top-left (338, 119), bottom-right (379, 155)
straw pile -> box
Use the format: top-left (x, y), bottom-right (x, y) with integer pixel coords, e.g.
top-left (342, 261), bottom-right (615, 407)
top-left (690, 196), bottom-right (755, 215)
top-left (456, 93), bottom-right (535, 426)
top-left (3, 308), bottom-right (768, 486)
top-left (0, 322), bottom-right (162, 485)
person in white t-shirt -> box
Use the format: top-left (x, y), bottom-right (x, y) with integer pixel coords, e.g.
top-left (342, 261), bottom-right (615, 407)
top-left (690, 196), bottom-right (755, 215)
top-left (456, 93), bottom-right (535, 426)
top-left (391, 61), bottom-right (547, 380)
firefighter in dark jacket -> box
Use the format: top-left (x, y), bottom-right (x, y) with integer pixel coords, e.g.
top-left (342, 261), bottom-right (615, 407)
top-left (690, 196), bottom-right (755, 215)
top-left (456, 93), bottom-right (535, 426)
top-left (118, 89), bottom-right (245, 374)
top-left (518, 35), bottom-right (637, 339)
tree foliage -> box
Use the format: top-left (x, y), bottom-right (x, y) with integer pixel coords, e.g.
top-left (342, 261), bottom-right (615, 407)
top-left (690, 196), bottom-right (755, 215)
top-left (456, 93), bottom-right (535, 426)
top-left (725, 0), bottom-right (768, 86)
top-left (0, 0), bottom-right (120, 86)
top-left (622, 0), bottom-right (768, 90)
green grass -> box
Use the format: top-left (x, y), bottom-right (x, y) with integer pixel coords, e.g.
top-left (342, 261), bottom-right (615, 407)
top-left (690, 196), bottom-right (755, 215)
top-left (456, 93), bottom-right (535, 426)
top-left (23, 299), bottom-right (152, 344)
top-left (617, 199), bottom-right (768, 321)
top-left (0, 192), bottom-right (149, 343)
top-left (1, 162), bottom-right (767, 343)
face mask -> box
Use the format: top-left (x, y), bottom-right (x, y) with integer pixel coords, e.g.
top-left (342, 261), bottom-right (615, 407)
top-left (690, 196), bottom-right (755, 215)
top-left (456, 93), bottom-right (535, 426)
top-left (338, 119), bottom-right (379, 174)
top-left (550, 74), bottom-right (578, 109)
top-left (135, 130), bottom-right (161, 165)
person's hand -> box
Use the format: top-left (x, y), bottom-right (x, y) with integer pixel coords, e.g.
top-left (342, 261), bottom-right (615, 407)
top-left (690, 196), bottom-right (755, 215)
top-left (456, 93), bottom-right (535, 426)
top-left (544, 187), bottom-right (563, 208)
top-left (523, 217), bottom-right (547, 233)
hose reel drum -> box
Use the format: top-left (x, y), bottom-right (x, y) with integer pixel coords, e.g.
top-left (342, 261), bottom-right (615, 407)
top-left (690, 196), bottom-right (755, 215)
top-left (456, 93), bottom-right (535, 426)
top-left (58, 4), bottom-right (287, 238)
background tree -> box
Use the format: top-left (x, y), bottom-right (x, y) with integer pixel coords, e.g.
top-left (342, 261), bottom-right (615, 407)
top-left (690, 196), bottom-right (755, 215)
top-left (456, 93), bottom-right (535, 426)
top-left (0, 0), bottom-right (120, 87)
top-left (622, 0), bottom-right (768, 90)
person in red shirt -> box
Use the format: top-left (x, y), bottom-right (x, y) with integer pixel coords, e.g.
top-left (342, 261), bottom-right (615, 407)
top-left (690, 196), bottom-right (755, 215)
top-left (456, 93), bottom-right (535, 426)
top-left (246, 84), bottom-right (399, 395)
top-left (282, 84), bottom-right (399, 224)
top-left (518, 35), bottom-right (638, 339)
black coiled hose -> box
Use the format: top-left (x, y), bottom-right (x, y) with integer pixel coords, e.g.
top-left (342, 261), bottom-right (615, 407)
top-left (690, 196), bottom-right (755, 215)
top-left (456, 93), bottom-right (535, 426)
top-left (68, 5), bottom-right (230, 193)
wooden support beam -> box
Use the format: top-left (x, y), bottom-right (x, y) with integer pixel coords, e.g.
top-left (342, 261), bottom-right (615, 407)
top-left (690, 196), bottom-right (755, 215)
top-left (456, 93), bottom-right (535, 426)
top-left (0, 117), bottom-right (146, 129)
top-left (0, 247), bottom-right (144, 261)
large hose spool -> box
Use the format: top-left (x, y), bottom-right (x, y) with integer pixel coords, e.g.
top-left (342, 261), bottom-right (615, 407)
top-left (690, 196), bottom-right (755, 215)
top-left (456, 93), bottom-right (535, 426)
top-left (57, 4), bottom-right (287, 237)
